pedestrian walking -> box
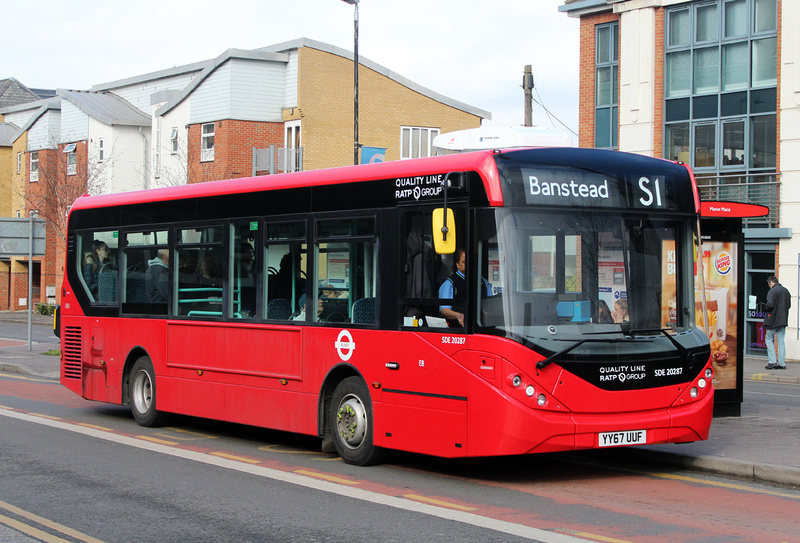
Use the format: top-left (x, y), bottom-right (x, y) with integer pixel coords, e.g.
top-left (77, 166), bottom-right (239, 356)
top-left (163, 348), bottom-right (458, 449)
top-left (764, 275), bottom-right (791, 370)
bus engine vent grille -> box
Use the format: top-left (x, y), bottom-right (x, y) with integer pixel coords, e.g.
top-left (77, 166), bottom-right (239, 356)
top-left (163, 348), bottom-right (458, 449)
top-left (62, 326), bottom-right (82, 380)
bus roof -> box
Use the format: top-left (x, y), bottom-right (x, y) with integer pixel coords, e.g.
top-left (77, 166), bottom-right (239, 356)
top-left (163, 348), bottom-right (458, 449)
top-left (433, 126), bottom-right (574, 152)
top-left (68, 150), bottom-right (506, 212)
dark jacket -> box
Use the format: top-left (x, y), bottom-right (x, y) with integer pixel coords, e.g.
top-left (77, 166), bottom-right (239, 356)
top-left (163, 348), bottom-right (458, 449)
top-left (764, 281), bottom-right (791, 329)
top-left (145, 257), bottom-right (169, 303)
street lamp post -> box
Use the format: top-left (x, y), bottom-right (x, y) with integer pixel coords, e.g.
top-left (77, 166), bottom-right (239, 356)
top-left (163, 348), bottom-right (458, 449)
top-left (342, 0), bottom-right (359, 165)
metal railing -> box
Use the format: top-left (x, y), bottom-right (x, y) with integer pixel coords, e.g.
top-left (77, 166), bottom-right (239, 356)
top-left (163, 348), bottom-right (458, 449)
top-left (252, 146), bottom-right (303, 176)
top-left (695, 172), bottom-right (780, 228)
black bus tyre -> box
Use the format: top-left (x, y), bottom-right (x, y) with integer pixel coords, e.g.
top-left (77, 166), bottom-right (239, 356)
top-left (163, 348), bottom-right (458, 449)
top-left (329, 376), bottom-right (385, 466)
top-left (130, 356), bottom-right (168, 427)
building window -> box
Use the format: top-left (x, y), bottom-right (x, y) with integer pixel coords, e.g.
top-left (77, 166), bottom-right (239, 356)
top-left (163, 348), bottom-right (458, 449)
top-left (201, 123), bottom-right (215, 162)
top-left (17, 152), bottom-right (21, 174)
top-left (664, 0), bottom-right (777, 173)
top-left (170, 128), bottom-right (179, 155)
top-left (30, 152), bottom-right (39, 182)
top-left (282, 121), bottom-right (302, 172)
top-left (595, 21), bottom-right (619, 149)
top-left (98, 139), bottom-right (105, 162)
top-left (64, 143), bottom-right (77, 175)
top-left (401, 127), bottom-right (439, 159)
top-left (745, 250), bottom-right (775, 356)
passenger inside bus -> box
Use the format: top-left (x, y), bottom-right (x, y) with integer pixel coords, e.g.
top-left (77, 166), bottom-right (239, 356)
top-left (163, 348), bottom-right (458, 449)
top-left (83, 240), bottom-right (112, 299)
top-left (238, 242), bottom-right (256, 280)
top-left (597, 299), bottom-right (614, 323)
top-left (236, 242), bottom-right (257, 317)
top-left (195, 252), bottom-right (221, 286)
top-left (145, 249), bottom-right (170, 303)
top-left (271, 252), bottom-right (306, 311)
top-left (612, 299), bottom-right (629, 323)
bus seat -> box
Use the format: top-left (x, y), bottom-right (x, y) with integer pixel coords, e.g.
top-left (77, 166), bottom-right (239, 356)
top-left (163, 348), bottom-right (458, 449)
top-left (98, 270), bottom-right (117, 302)
top-left (267, 298), bottom-right (291, 320)
top-left (126, 273), bottom-right (148, 303)
top-left (352, 297), bottom-right (376, 324)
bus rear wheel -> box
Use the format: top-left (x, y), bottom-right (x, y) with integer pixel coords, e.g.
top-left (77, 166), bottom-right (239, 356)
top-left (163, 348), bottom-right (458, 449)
top-left (329, 377), bottom-right (385, 466)
top-left (130, 356), bottom-right (168, 427)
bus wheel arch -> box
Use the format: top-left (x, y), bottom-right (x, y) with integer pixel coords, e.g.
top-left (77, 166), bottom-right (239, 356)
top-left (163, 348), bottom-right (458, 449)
top-left (125, 349), bottom-right (168, 427)
top-left (122, 347), bottom-right (149, 406)
top-left (321, 367), bottom-right (385, 466)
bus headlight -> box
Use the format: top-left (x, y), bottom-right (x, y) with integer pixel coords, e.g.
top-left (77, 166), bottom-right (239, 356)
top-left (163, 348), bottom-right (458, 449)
top-left (512, 375), bottom-right (522, 388)
top-left (698, 378), bottom-right (707, 389)
top-left (690, 387), bottom-right (698, 398)
top-left (537, 394), bottom-right (547, 406)
top-left (525, 385), bottom-right (535, 397)
top-left (705, 368), bottom-right (713, 379)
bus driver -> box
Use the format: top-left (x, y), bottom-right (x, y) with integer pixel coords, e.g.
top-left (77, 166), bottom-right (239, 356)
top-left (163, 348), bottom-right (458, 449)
top-left (439, 248), bottom-right (467, 327)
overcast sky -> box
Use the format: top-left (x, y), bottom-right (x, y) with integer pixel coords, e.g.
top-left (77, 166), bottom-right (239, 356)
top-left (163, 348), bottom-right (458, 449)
top-left (3, 0), bottom-right (579, 135)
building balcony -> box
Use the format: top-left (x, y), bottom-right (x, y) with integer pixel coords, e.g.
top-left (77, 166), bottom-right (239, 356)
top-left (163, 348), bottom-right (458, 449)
top-left (253, 146), bottom-right (303, 175)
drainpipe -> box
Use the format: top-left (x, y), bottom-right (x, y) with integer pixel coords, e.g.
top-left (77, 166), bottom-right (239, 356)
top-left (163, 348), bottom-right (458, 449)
top-left (140, 126), bottom-right (149, 189)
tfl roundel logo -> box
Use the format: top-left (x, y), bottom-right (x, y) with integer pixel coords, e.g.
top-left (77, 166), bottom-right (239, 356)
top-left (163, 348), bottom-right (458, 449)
top-left (715, 251), bottom-right (732, 275)
top-left (335, 330), bottom-right (355, 361)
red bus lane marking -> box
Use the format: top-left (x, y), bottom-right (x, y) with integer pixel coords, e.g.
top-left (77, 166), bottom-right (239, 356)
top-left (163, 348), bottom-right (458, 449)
top-left (471, 466), bottom-right (800, 541)
top-left (0, 377), bottom-right (94, 407)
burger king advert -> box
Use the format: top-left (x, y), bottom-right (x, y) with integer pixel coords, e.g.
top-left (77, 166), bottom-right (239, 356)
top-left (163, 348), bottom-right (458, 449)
top-left (662, 241), bottom-right (738, 391)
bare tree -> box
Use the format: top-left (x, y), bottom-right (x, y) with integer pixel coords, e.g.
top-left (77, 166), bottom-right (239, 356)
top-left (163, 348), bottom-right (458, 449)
top-left (148, 140), bottom-right (244, 189)
top-left (20, 143), bottom-right (114, 243)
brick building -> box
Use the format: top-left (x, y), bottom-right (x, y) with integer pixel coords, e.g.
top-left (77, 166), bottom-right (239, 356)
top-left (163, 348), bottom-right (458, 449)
top-left (0, 38), bottom-right (489, 311)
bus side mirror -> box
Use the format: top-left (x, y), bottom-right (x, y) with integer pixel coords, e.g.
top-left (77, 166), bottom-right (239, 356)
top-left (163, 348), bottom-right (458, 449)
top-left (432, 208), bottom-right (456, 255)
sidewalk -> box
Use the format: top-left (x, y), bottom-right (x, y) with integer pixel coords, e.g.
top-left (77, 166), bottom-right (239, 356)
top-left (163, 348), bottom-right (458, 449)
top-left (0, 311), bottom-right (60, 378)
top-left (1, 310), bottom-right (798, 486)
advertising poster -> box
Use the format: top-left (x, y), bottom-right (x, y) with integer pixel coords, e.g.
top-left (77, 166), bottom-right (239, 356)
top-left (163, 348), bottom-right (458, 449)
top-left (700, 242), bottom-right (738, 391)
top-left (661, 240), bottom-right (738, 391)
top-left (598, 243), bottom-right (626, 319)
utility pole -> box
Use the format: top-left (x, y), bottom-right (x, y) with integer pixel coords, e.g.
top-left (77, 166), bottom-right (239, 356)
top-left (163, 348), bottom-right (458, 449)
top-left (523, 65), bottom-right (533, 127)
top-left (342, 0), bottom-right (360, 165)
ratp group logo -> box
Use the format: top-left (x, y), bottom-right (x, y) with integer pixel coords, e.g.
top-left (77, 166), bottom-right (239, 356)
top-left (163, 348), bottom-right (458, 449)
top-left (715, 251), bottom-right (732, 275)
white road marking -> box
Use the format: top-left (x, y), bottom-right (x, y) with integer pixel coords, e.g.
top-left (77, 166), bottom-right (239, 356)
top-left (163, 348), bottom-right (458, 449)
top-left (1, 407), bottom-right (590, 542)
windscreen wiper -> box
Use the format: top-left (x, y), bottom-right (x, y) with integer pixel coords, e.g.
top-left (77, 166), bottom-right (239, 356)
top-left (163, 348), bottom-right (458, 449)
top-left (535, 326), bottom-right (695, 370)
top-left (624, 326), bottom-right (697, 368)
top-left (535, 336), bottom-right (625, 369)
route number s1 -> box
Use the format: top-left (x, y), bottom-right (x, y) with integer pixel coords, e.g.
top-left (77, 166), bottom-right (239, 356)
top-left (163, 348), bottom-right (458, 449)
top-left (638, 176), bottom-right (663, 208)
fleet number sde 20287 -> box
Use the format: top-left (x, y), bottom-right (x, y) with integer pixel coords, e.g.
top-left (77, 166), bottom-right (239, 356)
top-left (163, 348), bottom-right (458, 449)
top-left (654, 367), bottom-right (683, 377)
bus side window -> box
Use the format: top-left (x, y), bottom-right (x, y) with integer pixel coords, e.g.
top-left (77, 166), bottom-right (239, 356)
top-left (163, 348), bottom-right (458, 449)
top-left (176, 225), bottom-right (223, 318)
top-left (77, 230), bottom-right (119, 304)
top-left (122, 230), bottom-right (169, 314)
top-left (264, 220), bottom-right (307, 320)
top-left (230, 221), bottom-right (259, 320)
top-left (316, 217), bottom-right (376, 325)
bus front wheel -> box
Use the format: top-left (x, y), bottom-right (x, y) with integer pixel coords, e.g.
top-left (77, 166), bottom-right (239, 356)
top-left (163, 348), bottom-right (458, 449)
top-left (329, 377), bottom-right (385, 466)
top-left (130, 356), bottom-right (168, 427)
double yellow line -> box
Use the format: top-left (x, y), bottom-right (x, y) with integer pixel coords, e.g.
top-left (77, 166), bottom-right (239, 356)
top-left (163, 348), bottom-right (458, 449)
top-left (0, 499), bottom-right (104, 543)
